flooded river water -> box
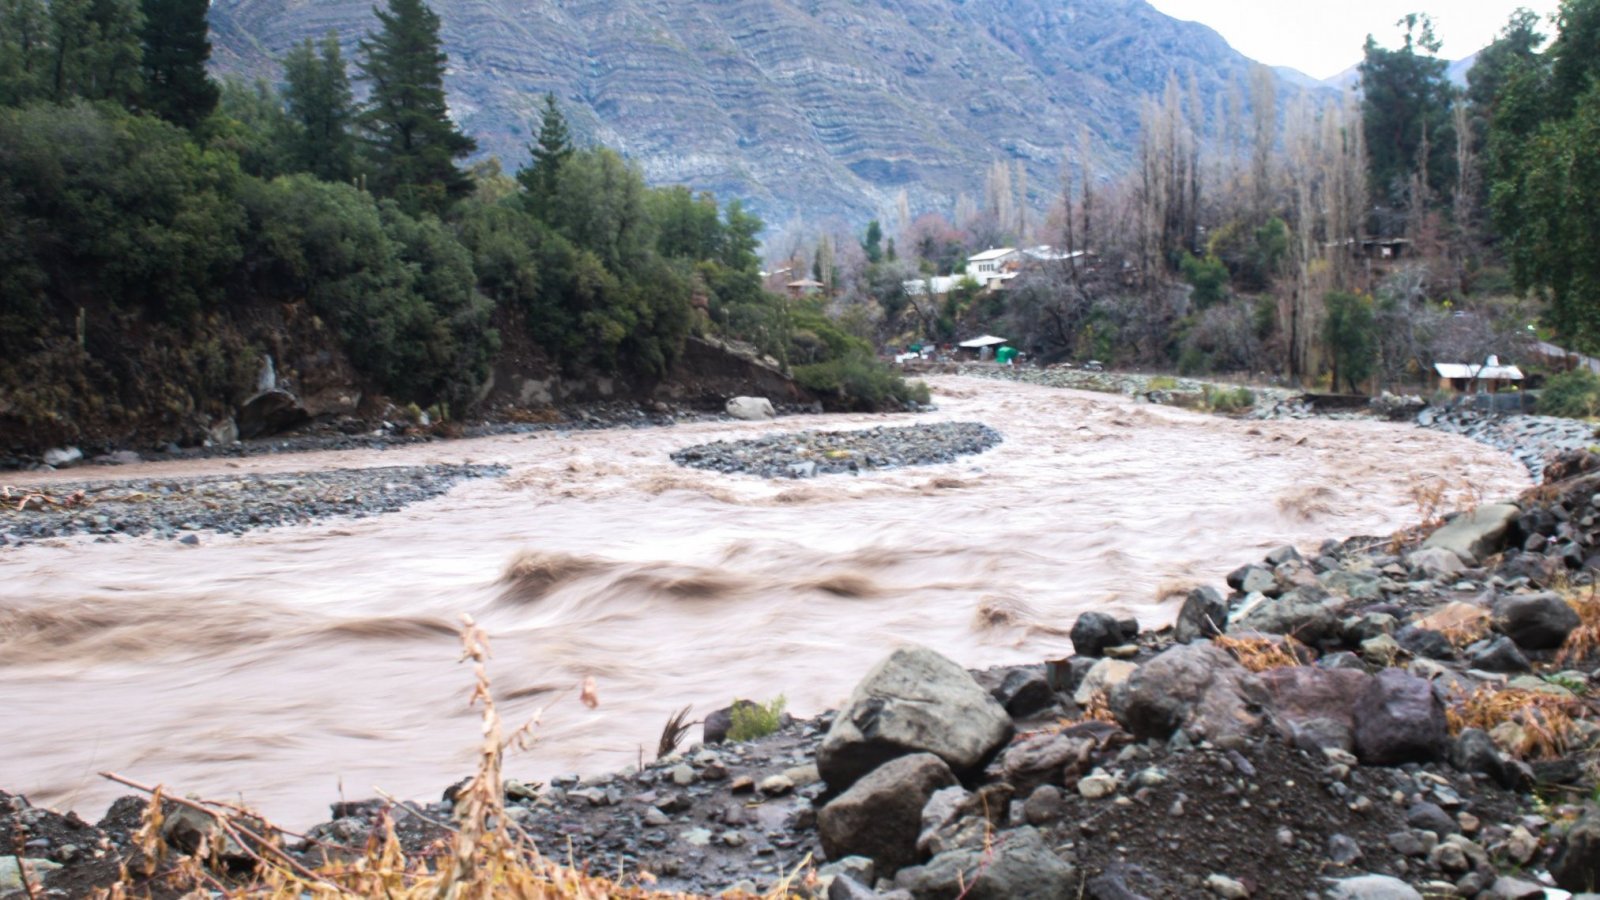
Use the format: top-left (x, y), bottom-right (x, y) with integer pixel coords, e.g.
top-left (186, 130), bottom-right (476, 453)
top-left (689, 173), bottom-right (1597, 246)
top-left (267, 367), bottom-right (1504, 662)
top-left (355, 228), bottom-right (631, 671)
top-left (0, 376), bottom-right (1530, 825)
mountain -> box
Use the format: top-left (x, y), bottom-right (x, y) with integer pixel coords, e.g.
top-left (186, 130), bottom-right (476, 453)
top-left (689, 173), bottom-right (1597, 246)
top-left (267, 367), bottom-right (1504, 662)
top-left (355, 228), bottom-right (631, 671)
top-left (209, 0), bottom-right (1296, 231)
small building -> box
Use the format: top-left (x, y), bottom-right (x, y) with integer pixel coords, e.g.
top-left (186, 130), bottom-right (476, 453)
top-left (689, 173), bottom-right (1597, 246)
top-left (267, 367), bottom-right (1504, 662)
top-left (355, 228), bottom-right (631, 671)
top-left (958, 334), bottom-right (1011, 361)
top-left (1434, 356), bottom-right (1525, 394)
top-left (966, 248), bottom-right (1020, 288)
top-left (786, 278), bottom-right (824, 298)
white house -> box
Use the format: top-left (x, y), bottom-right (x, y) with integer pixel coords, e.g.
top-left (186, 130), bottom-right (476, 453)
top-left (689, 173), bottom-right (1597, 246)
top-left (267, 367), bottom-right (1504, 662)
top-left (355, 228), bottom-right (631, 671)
top-left (966, 248), bottom-right (1020, 287)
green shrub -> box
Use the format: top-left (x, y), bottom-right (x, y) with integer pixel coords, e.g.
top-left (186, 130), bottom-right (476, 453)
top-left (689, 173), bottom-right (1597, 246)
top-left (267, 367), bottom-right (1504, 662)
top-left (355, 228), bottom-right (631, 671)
top-left (1205, 384), bottom-right (1256, 413)
top-left (1539, 369), bottom-right (1600, 418)
top-left (794, 351), bottom-right (927, 411)
top-left (727, 695), bottom-right (787, 742)
top-left (1147, 375), bottom-right (1180, 391)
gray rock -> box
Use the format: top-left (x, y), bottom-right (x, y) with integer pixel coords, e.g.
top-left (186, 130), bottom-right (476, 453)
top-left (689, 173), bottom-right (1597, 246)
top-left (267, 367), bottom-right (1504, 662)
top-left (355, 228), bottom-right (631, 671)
top-left (1352, 668), bottom-right (1448, 766)
top-left (1551, 806), bottom-right (1600, 892)
top-left (1327, 833), bottom-right (1363, 865)
top-left (992, 667), bottom-right (1054, 718)
top-left (237, 388), bottom-right (309, 439)
top-left (820, 855), bottom-right (877, 887)
top-left (1227, 564), bottom-right (1276, 596)
top-left (827, 875), bottom-right (879, 900)
top-left (1073, 658), bottom-right (1138, 707)
top-left (1489, 876), bottom-right (1548, 899)
top-left (1325, 874), bottom-right (1423, 899)
top-left (725, 396), bottom-right (775, 420)
top-left (1406, 547), bottom-right (1465, 578)
top-left (1071, 611), bottom-right (1126, 658)
top-left (1230, 587), bottom-right (1344, 646)
top-left (1493, 592), bottom-right (1582, 650)
top-left (999, 731), bottom-right (1094, 793)
top-left (1468, 636), bottom-right (1531, 673)
top-left (1022, 784), bottom-right (1064, 825)
top-left (819, 646), bottom-right (1013, 791)
top-left (1265, 545), bottom-right (1304, 566)
top-left (1421, 503), bottom-right (1521, 564)
top-left (1205, 873), bottom-right (1250, 898)
top-left (1449, 728), bottom-right (1516, 788)
top-left (1405, 801), bottom-right (1458, 837)
top-left (894, 826), bottom-right (1074, 899)
top-left (1321, 570), bottom-right (1382, 601)
top-left (1176, 586), bottom-right (1229, 643)
top-left (818, 753), bottom-right (958, 874)
top-left (1109, 643), bottom-right (1271, 743)
top-left (1259, 666), bottom-right (1370, 746)
top-left (1084, 863), bottom-right (1171, 899)
top-left (1395, 625), bottom-right (1456, 661)
top-left (42, 446), bottom-right (83, 468)
top-left (0, 858), bottom-right (61, 893)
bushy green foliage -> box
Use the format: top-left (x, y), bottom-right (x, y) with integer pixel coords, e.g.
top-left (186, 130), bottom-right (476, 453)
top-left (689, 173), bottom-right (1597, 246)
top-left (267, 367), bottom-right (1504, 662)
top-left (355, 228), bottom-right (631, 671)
top-left (1204, 384), bottom-right (1256, 413)
top-left (1324, 291), bottom-right (1376, 392)
top-left (1179, 253), bottom-right (1229, 309)
top-left (727, 696), bottom-right (787, 742)
top-left (794, 351), bottom-right (927, 411)
top-left (1538, 369), bottom-right (1600, 419)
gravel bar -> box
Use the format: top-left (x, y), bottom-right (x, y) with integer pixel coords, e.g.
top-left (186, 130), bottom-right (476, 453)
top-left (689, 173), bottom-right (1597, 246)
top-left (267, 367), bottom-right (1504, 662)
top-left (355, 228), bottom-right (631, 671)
top-left (670, 422), bottom-right (1002, 478)
top-left (0, 464), bottom-right (506, 545)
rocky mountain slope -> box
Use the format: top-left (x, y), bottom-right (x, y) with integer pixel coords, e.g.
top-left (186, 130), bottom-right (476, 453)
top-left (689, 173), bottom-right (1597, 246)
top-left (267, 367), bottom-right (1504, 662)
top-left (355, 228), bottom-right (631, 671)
top-left (209, 0), bottom-right (1294, 230)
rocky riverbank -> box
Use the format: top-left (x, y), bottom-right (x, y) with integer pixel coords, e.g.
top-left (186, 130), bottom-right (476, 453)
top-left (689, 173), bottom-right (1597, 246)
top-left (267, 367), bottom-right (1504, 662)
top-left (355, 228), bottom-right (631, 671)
top-left (670, 423), bottom-right (1002, 479)
top-left (0, 464), bottom-right (505, 546)
top-left (15, 450), bottom-right (1600, 897)
top-left (1419, 408), bottom-right (1600, 483)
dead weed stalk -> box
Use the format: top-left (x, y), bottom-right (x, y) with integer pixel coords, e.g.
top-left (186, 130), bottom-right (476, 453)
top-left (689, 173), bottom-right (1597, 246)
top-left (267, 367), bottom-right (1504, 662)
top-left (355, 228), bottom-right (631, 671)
top-left (1560, 585), bottom-right (1600, 666)
top-left (1213, 634), bottom-right (1308, 672)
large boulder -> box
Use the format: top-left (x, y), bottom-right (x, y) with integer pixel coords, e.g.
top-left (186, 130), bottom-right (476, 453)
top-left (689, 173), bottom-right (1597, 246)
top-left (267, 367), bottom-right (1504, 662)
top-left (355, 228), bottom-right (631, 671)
top-left (1259, 666), bottom-right (1371, 752)
top-left (1069, 611), bottom-right (1121, 657)
top-left (237, 388), bottom-right (309, 439)
top-left (1421, 503), bottom-right (1521, 565)
top-left (1174, 586), bottom-right (1228, 644)
top-left (1550, 806), bottom-right (1600, 893)
top-left (894, 826), bottom-right (1074, 899)
top-left (1108, 643), bottom-right (1271, 743)
top-left (725, 396), bottom-right (776, 420)
top-left (818, 646), bottom-right (1013, 791)
top-left (1492, 592), bottom-right (1581, 650)
top-left (817, 753), bottom-right (957, 875)
top-left (1352, 668), bottom-right (1448, 766)
top-left (1228, 587), bottom-right (1345, 646)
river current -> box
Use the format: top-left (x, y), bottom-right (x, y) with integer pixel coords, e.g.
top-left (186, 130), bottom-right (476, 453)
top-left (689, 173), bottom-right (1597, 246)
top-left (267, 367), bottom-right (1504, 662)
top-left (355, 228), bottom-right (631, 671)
top-left (0, 376), bottom-right (1529, 826)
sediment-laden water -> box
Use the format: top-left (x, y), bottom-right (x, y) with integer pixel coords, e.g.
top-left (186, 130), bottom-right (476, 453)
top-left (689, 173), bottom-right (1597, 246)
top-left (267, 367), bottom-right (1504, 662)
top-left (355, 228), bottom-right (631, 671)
top-left (0, 376), bottom-right (1529, 826)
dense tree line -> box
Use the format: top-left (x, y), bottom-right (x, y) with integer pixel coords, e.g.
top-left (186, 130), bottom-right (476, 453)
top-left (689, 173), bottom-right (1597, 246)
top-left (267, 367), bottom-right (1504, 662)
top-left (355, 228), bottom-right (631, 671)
top-left (0, 0), bottom-right (913, 442)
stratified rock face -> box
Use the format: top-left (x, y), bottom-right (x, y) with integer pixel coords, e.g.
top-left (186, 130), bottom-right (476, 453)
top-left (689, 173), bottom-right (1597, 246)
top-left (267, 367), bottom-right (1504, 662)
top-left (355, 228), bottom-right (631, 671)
top-left (208, 0), bottom-right (1296, 228)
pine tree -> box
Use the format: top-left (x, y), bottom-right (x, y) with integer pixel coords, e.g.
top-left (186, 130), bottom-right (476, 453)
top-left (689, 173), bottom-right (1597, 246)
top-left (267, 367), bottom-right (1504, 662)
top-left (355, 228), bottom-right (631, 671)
top-left (862, 219), bottom-right (883, 264)
top-left (283, 32), bottom-right (356, 182)
top-left (48, 0), bottom-right (142, 106)
top-left (1360, 14), bottom-right (1456, 211)
top-left (356, 0), bottom-right (475, 215)
top-left (139, 0), bottom-right (218, 127)
top-left (0, 0), bottom-right (51, 106)
top-left (518, 92), bottom-right (572, 213)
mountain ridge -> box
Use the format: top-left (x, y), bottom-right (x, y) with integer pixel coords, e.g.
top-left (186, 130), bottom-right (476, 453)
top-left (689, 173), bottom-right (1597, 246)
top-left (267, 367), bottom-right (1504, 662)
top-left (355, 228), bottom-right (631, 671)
top-left (209, 0), bottom-right (1299, 229)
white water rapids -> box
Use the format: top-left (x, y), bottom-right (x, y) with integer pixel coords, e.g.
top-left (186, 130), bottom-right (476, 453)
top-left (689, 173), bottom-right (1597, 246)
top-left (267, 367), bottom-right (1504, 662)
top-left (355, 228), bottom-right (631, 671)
top-left (0, 376), bottom-right (1530, 826)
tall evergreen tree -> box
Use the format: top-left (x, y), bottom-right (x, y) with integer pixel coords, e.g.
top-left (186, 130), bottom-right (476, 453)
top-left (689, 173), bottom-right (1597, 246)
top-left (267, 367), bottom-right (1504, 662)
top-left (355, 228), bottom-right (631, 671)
top-left (519, 92), bottom-right (572, 214)
top-left (48, 0), bottom-right (142, 106)
top-left (1360, 14), bottom-right (1456, 211)
top-left (283, 33), bottom-right (356, 182)
top-left (0, 0), bottom-right (50, 106)
top-left (139, 0), bottom-right (218, 127)
top-left (356, 0), bottom-right (475, 215)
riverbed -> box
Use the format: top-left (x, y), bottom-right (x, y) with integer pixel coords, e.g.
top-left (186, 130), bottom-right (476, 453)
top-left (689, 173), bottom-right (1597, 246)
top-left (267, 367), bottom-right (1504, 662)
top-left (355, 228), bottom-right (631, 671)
top-left (0, 376), bottom-right (1530, 826)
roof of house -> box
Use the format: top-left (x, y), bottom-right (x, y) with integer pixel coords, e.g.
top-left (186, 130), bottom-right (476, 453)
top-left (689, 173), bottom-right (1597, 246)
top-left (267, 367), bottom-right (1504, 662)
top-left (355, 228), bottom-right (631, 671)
top-left (967, 247), bottom-right (1018, 262)
top-left (1434, 362), bottom-right (1524, 380)
top-left (786, 278), bottom-right (824, 288)
top-left (1021, 245), bottom-right (1086, 262)
top-left (958, 334), bottom-right (1010, 348)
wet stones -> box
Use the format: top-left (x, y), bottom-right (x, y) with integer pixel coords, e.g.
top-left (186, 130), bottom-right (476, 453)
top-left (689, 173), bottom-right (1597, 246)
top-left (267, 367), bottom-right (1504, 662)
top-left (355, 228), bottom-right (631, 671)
top-left (1491, 592), bottom-right (1581, 650)
top-left (818, 645), bottom-right (1013, 792)
top-left (1352, 669), bottom-right (1449, 766)
top-left (816, 753), bottom-right (956, 874)
top-left (1175, 585), bottom-right (1228, 643)
top-left (1108, 643), bottom-right (1270, 743)
top-left (1070, 611), bottom-right (1134, 658)
top-left (669, 422), bottom-right (1002, 479)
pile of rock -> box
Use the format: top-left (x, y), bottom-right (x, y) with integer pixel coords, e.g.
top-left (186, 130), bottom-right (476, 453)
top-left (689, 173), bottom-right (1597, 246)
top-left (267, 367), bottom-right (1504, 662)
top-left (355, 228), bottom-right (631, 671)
top-left (1417, 408), bottom-right (1600, 481)
top-left (670, 422), bottom-right (1002, 479)
top-left (0, 464), bottom-right (505, 546)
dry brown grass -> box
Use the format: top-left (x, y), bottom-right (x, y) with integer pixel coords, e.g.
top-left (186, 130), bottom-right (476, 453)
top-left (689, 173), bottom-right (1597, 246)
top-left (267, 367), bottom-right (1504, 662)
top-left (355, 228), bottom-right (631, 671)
top-left (1446, 686), bottom-right (1586, 760)
top-left (1560, 586), bottom-right (1600, 666)
top-left (95, 617), bottom-right (811, 898)
top-left (1213, 634), bottom-right (1308, 672)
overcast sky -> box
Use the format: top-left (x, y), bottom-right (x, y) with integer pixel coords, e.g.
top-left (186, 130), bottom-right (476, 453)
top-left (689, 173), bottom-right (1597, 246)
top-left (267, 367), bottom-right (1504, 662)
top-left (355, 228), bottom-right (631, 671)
top-left (1144, 0), bottom-right (1562, 80)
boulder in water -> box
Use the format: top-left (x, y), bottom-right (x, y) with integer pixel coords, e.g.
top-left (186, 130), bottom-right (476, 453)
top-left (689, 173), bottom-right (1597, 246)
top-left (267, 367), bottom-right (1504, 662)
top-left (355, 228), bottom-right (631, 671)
top-left (725, 396), bottom-right (775, 420)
